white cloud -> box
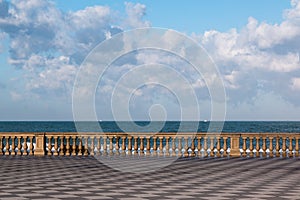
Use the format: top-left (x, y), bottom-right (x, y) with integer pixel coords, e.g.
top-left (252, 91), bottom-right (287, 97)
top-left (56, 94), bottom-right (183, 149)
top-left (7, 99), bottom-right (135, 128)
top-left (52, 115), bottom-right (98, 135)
top-left (124, 2), bottom-right (150, 28)
top-left (0, 0), bottom-right (148, 99)
top-left (195, 0), bottom-right (300, 109)
top-left (2, 0), bottom-right (300, 120)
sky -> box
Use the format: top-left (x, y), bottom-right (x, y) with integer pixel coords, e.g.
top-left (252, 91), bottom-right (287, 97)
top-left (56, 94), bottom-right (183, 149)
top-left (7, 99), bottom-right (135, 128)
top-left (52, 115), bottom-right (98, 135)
top-left (0, 0), bottom-right (300, 121)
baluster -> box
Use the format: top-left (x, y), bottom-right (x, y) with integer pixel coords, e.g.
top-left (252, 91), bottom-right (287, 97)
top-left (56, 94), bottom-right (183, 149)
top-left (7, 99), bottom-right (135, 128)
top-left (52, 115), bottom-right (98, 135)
top-left (23, 137), bottom-right (27, 155)
top-left (216, 137), bottom-right (221, 158)
top-left (223, 137), bottom-right (227, 156)
top-left (60, 137), bottom-right (65, 156)
top-left (78, 137), bottom-right (82, 156)
top-left (109, 136), bottom-right (113, 155)
top-left (146, 137), bottom-right (150, 155)
top-left (12, 137), bottom-right (16, 155)
top-left (72, 137), bottom-right (76, 156)
top-left (282, 137), bottom-right (286, 157)
top-left (17, 137), bottom-right (21, 155)
top-left (85, 136), bottom-right (89, 156)
top-left (269, 137), bottom-right (273, 157)
top-left (90, 136), bottom-right (94, 156)
top-left (133, 136), bottom-right (138, 155)
top-left (5, 137), bottom-right (10, 155)
top-left (65, 136), bottom-right (70, 156)
top-left (202, 137), bottom-right (207, 157)
top-left (138, 137), bottom-right (141, 155)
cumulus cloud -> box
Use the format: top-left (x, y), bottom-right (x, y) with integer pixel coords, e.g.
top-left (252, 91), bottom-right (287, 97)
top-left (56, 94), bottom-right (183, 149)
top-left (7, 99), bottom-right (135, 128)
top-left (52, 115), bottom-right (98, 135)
top-left (124, 2), bottom-right (150, 28)
top-left (0, 0), bottom-right (148, 99)
top-left (196, 0), bottom-right (300, 107)
top-left (2, 0), bottom-right (300, 120)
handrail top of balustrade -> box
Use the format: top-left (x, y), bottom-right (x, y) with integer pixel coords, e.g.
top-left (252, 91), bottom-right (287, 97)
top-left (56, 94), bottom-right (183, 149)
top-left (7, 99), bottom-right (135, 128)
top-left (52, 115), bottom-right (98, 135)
top-left (1, 132), bottom-right (300, 138)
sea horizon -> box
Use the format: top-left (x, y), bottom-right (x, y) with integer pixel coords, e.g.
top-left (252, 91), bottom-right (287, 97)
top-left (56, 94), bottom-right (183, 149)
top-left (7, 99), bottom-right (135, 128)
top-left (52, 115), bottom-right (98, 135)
top-left (1, 121), bottom-right (300, 133)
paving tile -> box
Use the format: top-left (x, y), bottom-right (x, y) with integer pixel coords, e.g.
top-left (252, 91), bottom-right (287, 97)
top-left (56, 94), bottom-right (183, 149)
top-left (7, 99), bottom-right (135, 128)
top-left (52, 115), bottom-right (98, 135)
top-left (0, 156), bottom-right (300, 199)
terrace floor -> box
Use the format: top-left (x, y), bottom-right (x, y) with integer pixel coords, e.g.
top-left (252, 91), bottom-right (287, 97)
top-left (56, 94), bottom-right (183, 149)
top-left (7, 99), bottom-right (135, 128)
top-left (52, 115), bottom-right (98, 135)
top-left (0, 156), bottom-right (299, 199)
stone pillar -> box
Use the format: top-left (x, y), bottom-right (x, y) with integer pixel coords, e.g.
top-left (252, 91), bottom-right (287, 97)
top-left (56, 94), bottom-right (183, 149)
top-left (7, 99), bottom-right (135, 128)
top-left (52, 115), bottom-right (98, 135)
top-left (34, 133), bottom-right (45, 156)
top-left (230, 134), bottom-right (240, 157)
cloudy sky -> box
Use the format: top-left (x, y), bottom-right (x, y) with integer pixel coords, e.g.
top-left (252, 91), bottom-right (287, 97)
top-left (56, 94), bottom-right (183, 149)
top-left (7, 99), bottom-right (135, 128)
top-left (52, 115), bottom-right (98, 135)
top-left (0, 0), bottom-right (300, 121)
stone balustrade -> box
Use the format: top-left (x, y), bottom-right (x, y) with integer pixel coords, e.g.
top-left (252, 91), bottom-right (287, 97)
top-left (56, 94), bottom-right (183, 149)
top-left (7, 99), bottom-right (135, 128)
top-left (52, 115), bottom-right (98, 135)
top-left (0, 132), bottom-right (300, 158)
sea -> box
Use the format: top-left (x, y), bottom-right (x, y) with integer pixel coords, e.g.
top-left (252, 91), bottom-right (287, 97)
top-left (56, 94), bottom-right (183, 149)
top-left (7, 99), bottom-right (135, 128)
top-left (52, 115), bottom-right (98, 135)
top-left (0, 121), bottom-right (300, 133)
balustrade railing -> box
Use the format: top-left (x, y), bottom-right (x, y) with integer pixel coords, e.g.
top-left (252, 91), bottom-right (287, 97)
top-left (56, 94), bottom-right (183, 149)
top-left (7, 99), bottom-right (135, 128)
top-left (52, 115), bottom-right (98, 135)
top-left (0, 132), bottom-right (300, 158)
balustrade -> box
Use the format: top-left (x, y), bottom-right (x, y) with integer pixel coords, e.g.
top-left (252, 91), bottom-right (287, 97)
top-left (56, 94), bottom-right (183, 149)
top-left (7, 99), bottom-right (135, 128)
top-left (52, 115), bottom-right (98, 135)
top-left (0, 132), bottom-right (300, 158)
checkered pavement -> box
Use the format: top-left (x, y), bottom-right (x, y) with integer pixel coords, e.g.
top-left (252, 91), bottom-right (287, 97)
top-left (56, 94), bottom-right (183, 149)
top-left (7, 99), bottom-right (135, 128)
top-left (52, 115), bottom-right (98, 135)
top-left (0, 156), bottom-right (300, 199)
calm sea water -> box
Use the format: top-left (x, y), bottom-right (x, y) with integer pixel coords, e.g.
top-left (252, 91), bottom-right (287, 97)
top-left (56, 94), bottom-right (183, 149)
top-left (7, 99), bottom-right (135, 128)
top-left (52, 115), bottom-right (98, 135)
top-left (0, 121), bottom-right (300, 133)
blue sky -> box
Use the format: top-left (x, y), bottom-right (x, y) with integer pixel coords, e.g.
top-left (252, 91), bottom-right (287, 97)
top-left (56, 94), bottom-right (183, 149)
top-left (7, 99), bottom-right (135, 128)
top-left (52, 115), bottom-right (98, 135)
top-left (52, 0), bottom-right (292, 33)
top-left (0, 0), bottom-right (300, 121)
